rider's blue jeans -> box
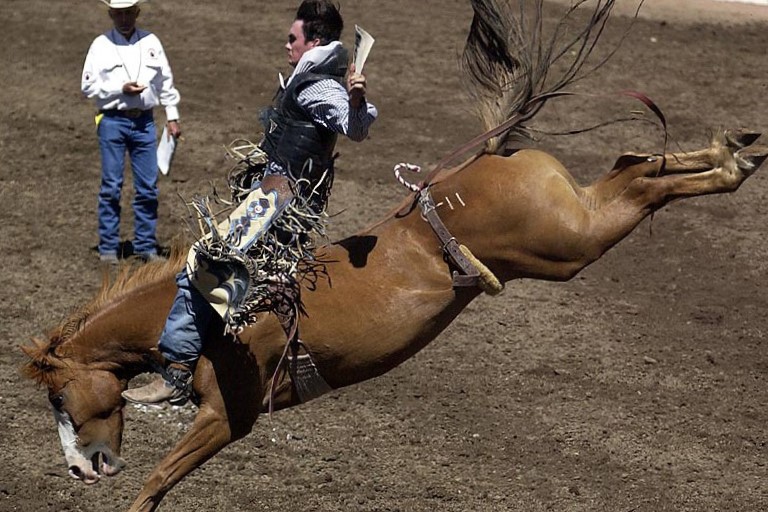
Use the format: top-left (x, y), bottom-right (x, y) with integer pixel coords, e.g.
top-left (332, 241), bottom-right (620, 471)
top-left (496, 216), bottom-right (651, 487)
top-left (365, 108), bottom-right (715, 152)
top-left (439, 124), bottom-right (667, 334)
top-left (97, 111), bottom-right (159, 256)
top-left (157, 271), bottom-right (214, 367)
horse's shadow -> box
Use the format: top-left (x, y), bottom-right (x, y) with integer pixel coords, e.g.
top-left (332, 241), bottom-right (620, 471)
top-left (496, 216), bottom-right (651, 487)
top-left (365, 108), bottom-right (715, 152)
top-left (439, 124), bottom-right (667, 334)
top-left (336, 235), bottom-right (378, 268)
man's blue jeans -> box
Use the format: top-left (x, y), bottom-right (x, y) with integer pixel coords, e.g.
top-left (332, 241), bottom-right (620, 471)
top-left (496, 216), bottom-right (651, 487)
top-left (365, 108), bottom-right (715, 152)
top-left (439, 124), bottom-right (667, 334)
top-left (97, 111), bottom-right (159, 256)
top-left (158, 271), bottom-right (215, 367)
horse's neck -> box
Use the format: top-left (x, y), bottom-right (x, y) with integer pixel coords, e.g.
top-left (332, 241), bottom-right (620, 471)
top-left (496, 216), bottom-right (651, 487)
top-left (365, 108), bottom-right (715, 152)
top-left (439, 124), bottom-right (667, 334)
top-left (65, 275), bottom-right (178, 372)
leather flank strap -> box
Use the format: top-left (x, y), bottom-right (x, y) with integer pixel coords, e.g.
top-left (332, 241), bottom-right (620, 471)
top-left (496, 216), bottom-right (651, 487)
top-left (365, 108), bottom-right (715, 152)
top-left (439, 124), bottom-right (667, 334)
top-left (418, 189), bottom-right (480, 289)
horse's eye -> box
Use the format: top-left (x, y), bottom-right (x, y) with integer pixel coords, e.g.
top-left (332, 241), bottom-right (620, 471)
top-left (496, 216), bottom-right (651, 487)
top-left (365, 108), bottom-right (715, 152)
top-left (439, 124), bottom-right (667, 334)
top-left (49, 394), bottom-right (64, 410)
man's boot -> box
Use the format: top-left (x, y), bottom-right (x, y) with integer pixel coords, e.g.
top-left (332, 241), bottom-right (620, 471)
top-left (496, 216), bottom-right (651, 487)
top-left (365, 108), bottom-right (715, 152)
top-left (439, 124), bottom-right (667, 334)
top-left (122, 362), bottom-right (193, 406)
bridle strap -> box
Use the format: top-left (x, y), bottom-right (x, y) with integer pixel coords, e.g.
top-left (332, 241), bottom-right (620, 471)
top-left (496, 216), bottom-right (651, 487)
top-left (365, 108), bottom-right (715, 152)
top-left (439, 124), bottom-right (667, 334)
top-left (418, 189), bottom-right (480, 288)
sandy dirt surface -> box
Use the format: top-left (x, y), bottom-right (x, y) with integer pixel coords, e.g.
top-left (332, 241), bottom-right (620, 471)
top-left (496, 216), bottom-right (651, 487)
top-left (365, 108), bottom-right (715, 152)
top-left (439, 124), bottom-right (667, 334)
top-left (562, 0), bottom-right (768, 24)
top-left (2, 0), bottom-right (768, 511)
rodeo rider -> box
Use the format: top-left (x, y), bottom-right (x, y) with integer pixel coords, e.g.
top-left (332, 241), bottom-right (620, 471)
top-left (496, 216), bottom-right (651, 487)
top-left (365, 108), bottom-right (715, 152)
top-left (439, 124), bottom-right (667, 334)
top-left (122, 0), bottom-right (378, 405)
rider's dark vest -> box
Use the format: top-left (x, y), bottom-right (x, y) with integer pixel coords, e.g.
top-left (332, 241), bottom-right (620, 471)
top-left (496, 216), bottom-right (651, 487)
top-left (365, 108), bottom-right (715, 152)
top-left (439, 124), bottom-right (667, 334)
top-left (259, 46), bottom-right (349, 180)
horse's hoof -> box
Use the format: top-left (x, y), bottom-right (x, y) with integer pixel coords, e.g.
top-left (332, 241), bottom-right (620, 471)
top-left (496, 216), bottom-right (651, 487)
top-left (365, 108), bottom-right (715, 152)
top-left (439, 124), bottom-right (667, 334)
top-left (726, 129), bottom-right (761, 149)
top-left (736, 145), bottom-right (768, 176)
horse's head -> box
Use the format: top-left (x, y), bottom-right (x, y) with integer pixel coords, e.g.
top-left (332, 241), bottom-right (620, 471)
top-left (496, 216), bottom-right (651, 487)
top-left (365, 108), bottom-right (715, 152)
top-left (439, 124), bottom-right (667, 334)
top-left (21, 336), bottom-right (128, 484)
top-left (20, 251), bottom-right (185, 484)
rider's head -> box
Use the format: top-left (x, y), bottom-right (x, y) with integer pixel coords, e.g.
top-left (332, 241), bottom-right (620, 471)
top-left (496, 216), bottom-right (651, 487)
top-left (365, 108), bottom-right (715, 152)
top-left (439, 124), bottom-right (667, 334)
top-left (296, 0), bottom-right (343, 44)
top-left (286, 0), bottom-right (344, 66)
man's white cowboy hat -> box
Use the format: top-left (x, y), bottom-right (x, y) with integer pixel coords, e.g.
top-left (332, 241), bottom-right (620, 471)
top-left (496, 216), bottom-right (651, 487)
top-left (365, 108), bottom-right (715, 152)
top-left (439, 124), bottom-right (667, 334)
top-left (100, 0), bottom-right (146, 8)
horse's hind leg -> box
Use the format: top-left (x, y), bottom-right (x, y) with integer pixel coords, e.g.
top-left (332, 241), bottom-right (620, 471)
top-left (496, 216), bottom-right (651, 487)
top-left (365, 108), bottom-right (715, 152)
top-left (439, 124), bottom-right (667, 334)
top-left (585, 143), bottom-right (768, 252)
top-left (662, 129), bottom-right (762, 174)
top-left (588, 130), bottom-right (762, 205)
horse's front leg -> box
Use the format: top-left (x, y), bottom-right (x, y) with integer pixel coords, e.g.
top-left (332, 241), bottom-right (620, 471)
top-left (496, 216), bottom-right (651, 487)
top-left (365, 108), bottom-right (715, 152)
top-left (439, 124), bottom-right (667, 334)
top-left (127, 354), bottom-right (262, 512)
top-left (127, 404), bottom-right (242, 512)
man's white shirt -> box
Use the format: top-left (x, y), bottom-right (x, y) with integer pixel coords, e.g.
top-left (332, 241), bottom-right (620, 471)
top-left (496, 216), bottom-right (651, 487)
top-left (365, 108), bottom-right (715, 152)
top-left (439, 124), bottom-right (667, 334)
top-left (81, 29), bottom-right (180, 120)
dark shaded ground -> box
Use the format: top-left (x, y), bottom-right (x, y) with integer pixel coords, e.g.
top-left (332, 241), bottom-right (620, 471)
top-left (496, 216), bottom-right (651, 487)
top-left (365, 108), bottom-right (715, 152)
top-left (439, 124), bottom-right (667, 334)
top-left (2, 1), bottom-right (767, 511)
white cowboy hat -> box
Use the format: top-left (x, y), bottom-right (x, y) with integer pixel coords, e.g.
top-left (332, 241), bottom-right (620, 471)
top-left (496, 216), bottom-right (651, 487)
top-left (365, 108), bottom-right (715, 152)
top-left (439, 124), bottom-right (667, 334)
top-left (99, 0), bottom-right (146, 8)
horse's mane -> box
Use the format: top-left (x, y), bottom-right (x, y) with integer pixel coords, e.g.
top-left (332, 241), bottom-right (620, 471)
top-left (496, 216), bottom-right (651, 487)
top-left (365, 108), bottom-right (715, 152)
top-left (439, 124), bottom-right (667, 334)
top-left (462, 0), bottom-right (624, 154)
top-left (21, 243), bottom-right (187, 385)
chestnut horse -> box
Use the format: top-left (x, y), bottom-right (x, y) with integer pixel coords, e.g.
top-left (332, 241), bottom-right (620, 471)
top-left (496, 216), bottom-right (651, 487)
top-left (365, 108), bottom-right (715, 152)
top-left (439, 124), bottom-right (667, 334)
top-left (21, 1), bottom-right (768, 511)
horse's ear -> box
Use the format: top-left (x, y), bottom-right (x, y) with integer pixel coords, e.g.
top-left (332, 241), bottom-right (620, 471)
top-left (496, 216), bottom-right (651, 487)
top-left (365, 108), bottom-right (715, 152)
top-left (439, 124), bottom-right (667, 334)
top-left (19, 337), bottom-right (60, 384)
top-left (20, 337), bottom-right (46, 360)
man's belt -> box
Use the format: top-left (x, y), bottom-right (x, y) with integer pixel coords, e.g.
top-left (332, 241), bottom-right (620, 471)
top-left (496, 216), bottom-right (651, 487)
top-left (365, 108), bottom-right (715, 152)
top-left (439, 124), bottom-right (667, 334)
top-left (100, 108), bottom-right (152, 119)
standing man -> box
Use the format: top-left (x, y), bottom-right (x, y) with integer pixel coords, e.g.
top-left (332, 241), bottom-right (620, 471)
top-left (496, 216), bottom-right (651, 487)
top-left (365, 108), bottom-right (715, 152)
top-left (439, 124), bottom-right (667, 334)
top-left (122, 0), bottom-right (378, 405)
top-left (82, 0), bottom-right (181, 263)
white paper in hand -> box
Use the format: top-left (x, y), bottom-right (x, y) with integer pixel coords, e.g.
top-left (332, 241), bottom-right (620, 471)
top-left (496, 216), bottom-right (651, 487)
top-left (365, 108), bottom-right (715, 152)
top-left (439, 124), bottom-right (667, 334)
top-left (353, 25), bottom-right (375, 73)
top-left (157, 125), bottom-right (176, 176)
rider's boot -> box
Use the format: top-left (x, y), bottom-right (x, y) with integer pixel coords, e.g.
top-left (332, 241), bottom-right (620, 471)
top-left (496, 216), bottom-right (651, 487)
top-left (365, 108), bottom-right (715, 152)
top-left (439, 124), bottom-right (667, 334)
top-left (121, 362), bottom-right (193, 406)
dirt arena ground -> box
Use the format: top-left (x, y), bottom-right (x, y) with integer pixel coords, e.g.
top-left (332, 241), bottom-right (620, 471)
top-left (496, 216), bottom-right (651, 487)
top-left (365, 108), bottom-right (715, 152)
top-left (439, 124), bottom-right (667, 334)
top-left (2, 0), bottom-right (768, 510)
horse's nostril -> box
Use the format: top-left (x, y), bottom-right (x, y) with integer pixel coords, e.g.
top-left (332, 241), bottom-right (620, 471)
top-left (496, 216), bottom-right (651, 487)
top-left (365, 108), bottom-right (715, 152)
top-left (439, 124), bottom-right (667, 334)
top-left (68, 466), bottom-right (83, 479)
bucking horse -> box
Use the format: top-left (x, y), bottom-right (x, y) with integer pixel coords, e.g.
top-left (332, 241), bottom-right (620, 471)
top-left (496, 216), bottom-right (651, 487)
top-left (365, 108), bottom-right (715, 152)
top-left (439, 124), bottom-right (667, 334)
top-left (21, 1), bottom-right (767, 510)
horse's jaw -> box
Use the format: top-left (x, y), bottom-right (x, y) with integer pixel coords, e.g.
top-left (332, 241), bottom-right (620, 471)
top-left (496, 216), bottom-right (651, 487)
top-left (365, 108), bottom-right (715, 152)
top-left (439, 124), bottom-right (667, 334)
top-left (53, 408), bottom-right (127, 484)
